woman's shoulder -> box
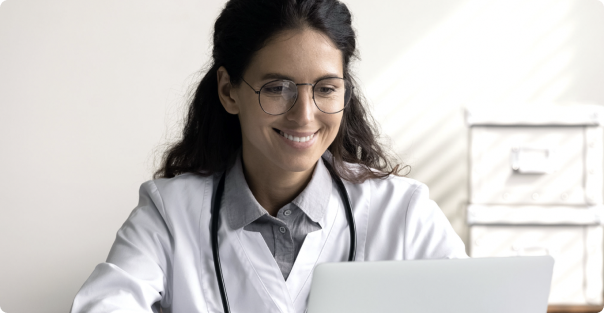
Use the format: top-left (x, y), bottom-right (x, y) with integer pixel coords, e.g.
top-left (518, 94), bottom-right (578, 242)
top-left (371, 172), bottom-right (425, 190)
top-left (140, 172), bottom-right (214, 197)
top-left (366, 173), bottom-right (429, 205)
top-left (339, 162), bottom-right (430, 214)
top-left (136, 172), bottom-right (215, 216)
top-left (343, 161), bottom-right (427, 196)
top-left (127, 173), bottom-right (216, 235)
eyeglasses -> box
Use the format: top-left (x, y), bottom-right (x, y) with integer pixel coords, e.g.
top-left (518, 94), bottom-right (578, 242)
top-left (241, 77), bottom-right (353, 115)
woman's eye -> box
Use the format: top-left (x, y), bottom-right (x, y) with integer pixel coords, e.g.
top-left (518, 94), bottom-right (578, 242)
top-left (316, 86), bottom-right (336, 94)
top-left (264, 86), bottom-right (284, 94)
top-left (262, 81), bottom-right (294, 96)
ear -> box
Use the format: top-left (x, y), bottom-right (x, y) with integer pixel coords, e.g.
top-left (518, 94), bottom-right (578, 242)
top-left (217, 66), bottom-right (240, 115)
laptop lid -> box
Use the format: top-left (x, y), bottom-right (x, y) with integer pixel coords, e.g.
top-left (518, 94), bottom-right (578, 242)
top-left (307, 256), bottom-right (554, 313)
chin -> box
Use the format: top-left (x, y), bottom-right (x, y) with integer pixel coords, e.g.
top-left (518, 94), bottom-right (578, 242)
top-left (274, 154), bottom-right (319, 173)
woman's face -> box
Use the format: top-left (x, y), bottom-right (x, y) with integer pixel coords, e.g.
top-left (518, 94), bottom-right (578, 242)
top-left (226, 29), bottom-right (344, 176)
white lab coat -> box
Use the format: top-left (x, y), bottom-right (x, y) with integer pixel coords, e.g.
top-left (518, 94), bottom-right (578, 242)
top-left (71, 167), bottom-right (467, 313)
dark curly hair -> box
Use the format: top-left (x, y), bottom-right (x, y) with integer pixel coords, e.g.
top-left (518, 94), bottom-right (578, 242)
top-left (154, 0), bottom-right (406, 182)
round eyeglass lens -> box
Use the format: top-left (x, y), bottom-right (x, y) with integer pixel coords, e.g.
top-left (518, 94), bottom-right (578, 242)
top-left (259, 80), bottom-right (298, 115)
top-left (313, 78), bottom-right (351, 113)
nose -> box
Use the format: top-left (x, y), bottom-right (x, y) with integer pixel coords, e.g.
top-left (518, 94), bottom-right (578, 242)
top-left (286, 84), bottom-right (315, 125)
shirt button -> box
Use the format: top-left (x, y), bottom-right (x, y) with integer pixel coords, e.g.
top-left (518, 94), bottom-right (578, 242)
top-left (279, 226), bottom-right (286, 233)
top-left (284, 210), bottom-right (292, 216)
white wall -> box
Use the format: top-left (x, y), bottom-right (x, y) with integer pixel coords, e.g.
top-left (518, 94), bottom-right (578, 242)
top-left (348, 0), bottom-right (604, 242)
top-left (0, 1), bottom-right (223, 311)
top-left (1, 0), bottom-right (603, 312)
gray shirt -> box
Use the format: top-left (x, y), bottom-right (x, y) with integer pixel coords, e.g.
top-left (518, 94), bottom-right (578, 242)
top-left (222, 155), bottom-right (332, 280)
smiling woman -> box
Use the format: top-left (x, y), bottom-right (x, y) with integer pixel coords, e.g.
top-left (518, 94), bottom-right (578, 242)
top-left (69, 0), bottom-right (467, 312)
top-left (154, 0), bottom-right (401, 185)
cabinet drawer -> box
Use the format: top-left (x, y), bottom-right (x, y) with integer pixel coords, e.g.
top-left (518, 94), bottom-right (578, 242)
top-left (470, 225), bottom-right (603, 305)
top-left (469, 126), bottom-right (603, 205)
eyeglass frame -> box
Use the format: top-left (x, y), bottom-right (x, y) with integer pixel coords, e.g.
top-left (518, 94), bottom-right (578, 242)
top-left (240, 76), bottom-right (354, 116)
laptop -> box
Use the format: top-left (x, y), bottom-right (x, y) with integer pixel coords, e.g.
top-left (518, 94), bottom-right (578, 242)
top-left (307, 256), bottom-right (554, 313)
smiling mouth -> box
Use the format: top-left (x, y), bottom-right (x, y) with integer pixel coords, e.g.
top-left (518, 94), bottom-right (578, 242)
top-left (273, 128), bottom-right (316, 143)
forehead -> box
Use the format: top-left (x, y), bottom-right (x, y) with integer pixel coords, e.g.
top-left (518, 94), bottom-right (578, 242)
top-left (245, 29), bottom-right (344, 81)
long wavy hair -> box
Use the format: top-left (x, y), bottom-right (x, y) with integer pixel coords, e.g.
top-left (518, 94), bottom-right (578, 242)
top-left (154, 0), bottom-right (407, 183)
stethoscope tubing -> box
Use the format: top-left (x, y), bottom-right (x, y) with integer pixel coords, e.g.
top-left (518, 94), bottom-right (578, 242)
top-left (322, 157), bottom-right (356, 261)
top-left (211, 157), bottom-right (357, 313)
top-left (211, 173), bottom-right (231, 313)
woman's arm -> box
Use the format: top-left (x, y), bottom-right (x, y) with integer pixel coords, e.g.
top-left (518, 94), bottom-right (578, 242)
top-left (403, 183), bottom-right (468, 260)
top-left (70, 181), bottom-right (173, 313)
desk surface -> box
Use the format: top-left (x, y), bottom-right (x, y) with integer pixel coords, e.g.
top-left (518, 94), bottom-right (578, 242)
top-left (548, 305), bottom-right (604, 313)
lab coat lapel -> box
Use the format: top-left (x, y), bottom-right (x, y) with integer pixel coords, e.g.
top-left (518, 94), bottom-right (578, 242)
top-left (236, 229), bottom-right (293, 313)
top-left (217, 218), bottom-right (290, 313)
top-left (287, 187), bottom-right (345, 312)
top-left (199, 199), bottom-right (287, 313)
top-left (287, 178), bottom-right (372, 312)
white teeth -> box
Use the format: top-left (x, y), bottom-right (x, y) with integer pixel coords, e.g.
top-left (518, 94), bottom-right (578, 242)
top-left (279, 130), bottom-right (315, 143)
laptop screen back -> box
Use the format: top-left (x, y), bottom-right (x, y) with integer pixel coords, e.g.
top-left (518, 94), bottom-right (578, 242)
top-left (307, 256), bottom-right (554, 313)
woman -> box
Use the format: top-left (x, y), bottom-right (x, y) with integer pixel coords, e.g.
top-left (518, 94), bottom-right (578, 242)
top-left (70, 0), bottom-right (467, 312)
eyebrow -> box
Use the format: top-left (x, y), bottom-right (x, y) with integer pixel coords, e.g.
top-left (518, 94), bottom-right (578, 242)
top-left (260, 72), bottom-right (343, 83)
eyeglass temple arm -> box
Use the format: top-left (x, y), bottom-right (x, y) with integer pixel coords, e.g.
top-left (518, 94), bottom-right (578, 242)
top-left (241, 77), bottom-right (260, 94)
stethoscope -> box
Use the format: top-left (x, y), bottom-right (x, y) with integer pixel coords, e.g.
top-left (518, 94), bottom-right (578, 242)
top-left (210, 157), bottom-right (357, 313)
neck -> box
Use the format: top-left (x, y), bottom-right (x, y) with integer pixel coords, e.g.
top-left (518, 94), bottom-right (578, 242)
top-left (241, 152), bottom-right (315, 217)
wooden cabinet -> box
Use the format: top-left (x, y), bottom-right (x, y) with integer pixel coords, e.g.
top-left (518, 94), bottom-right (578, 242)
top-left (466, 106), bottom-right (604, 308)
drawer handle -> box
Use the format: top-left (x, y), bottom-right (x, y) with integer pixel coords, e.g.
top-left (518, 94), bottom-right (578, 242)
top-left (512, 244), bottom-right (555, 256)
top-left (510, 147), bottom-right (556, 174)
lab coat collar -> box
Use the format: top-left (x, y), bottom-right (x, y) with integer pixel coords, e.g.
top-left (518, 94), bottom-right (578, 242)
top-left (290, 156), bottom-right (332, 223)
top-left (223, 154), bottom-right (266, 230)
top-left (223, 151), bottom-right (332, 230)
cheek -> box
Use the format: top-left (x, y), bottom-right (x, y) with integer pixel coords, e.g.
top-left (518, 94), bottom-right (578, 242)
top-left (327, 114), bottom-right (343, 133)
top-left (237, 100), bottom-right (275, 139)
top-left (321, 114), bottom-right (343, 143)
top-left (237, 98), bottom-right (260, 128)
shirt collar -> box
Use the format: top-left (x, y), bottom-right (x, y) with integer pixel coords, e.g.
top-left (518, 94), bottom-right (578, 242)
top-left (223, 152), bottom-right (333, 230)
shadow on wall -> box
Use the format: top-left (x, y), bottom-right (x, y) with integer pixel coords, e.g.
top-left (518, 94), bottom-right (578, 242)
top-left (365, 0), bottom-right (604, 244)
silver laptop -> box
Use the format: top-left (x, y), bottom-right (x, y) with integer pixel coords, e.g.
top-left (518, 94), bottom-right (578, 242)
top-left (307, 256), bottom-right (554, 313)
